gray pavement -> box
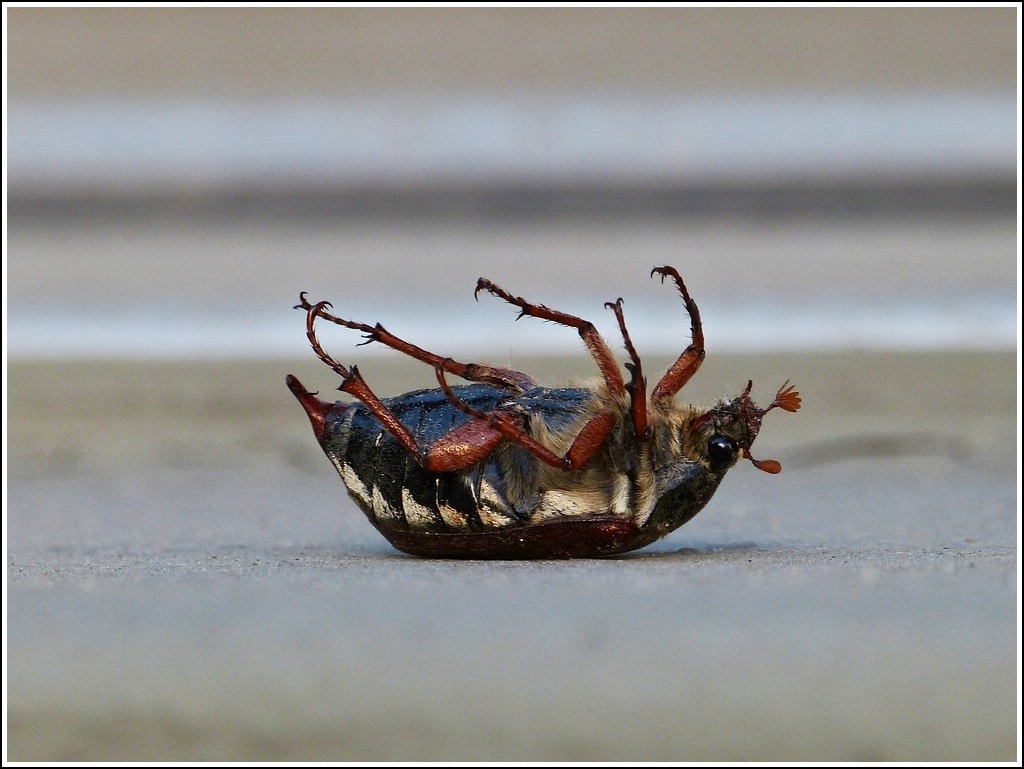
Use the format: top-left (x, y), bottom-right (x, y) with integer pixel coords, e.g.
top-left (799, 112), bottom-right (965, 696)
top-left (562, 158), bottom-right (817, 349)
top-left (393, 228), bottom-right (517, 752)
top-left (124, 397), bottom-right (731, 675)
top-left (6, 354), bottom-right (1017, 761)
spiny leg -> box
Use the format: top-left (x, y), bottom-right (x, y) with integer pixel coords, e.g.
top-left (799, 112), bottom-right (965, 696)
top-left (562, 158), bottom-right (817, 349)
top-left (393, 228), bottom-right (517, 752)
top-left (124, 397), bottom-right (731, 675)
top-left (295, 292), bottom-right (535, 392)
top-left (605, 298), bottom-right (649, 441)
top-left (649, 266), bottom-right (706, 403)
top-left (304, 300), bottom-right (516, 473)
top-left (303, 300), bottom-right (423, 457)
top-left (434, 363), bottom-right (616, 472)
top-left (475, 278), bottom-right (626, 398)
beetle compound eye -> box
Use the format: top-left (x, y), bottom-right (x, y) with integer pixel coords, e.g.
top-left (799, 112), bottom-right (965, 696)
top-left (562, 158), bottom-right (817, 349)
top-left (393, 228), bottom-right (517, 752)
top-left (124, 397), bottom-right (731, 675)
top-left (707, 435), bottom-right (738, 470)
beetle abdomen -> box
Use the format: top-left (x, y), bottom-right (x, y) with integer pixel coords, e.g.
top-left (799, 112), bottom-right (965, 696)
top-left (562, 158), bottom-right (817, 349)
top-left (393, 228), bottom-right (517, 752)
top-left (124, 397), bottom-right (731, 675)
top-left (320, 384), bottom-right (597, 534)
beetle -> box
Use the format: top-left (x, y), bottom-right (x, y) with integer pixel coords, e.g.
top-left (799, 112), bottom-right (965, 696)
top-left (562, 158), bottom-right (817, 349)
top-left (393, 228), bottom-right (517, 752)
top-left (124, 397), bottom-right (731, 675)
top-left (287, 266), bottom-right (800, 559)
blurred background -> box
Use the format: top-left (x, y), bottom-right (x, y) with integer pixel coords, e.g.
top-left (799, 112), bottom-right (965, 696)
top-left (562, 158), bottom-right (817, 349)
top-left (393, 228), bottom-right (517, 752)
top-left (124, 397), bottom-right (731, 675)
top-left (5, 7), bottom-right (1017, 363)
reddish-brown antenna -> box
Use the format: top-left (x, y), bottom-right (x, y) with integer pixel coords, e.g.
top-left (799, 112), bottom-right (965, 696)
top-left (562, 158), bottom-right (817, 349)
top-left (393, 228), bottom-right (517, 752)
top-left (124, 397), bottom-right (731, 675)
top-left (739, 380), bottom-right (801, 473)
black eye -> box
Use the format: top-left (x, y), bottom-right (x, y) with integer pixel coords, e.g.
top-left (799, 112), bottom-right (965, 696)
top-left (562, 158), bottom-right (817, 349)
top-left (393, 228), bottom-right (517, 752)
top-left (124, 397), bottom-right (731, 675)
top-left (707, 435), bottom-right (738, 470)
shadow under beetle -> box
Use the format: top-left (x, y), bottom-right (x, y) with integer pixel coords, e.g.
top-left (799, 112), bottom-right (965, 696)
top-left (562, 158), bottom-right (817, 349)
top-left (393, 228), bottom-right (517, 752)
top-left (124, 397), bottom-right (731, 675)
top-left (287, 266), bottom-right (801, 559)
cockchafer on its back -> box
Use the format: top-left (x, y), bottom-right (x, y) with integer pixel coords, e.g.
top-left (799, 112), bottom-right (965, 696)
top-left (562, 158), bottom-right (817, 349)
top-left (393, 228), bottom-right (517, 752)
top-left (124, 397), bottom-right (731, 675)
top-left (288, 266), bottom-right (800, 559)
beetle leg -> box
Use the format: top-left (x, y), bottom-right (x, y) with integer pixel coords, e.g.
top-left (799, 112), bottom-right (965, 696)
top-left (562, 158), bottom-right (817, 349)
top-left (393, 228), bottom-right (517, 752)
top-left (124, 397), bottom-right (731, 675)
top-left (420, 418), bottom-right (509, 474)
top-left (434, 364), bottom-right (616, 472)
top-left (475, 278), bottom-right (627, 398)
top-left (302, 301), bottom-right (424, 457)
top-left (649, 266), bottom-right (707, 403)
top-left (605, 298), bottom-right (649, 441)
top-left (295, 292), bottom-right (535, 392)
top-left (302, 301), bottom-right (536, 473)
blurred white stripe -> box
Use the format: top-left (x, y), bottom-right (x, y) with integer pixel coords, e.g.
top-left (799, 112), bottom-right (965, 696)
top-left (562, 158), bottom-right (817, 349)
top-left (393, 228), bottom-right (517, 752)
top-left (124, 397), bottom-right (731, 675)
top-left (5, 295), bottom-right (1016, 360)
top-left (7, 92), bottom-right (1015, 192)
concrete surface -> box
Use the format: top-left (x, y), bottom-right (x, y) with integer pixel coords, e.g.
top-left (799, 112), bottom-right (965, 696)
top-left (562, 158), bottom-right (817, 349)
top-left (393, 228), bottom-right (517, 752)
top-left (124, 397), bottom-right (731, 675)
top-left (5, 353), bottom-right (1017, 761)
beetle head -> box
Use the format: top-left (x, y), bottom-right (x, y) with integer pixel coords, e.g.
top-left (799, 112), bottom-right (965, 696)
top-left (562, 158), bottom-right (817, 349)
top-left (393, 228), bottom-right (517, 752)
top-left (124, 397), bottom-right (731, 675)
top-left (692, 380), bottom-right (801, 474)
